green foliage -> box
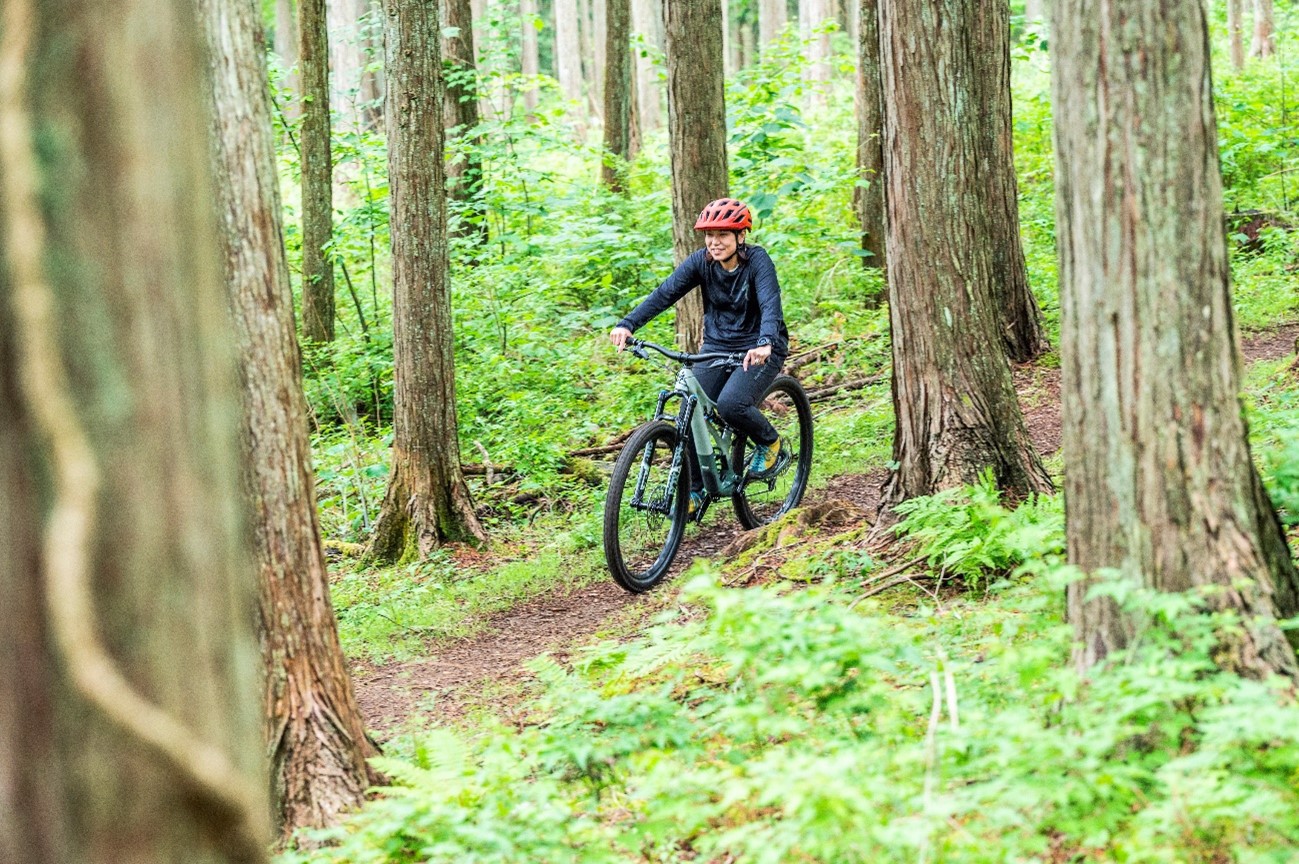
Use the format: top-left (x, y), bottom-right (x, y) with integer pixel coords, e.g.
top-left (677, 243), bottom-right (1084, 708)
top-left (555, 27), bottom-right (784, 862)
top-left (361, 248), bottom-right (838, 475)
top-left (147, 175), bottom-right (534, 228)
top-left (331, 541), bottom-right (605, 662)
top-left (278, 14), bottom-right (1299, 864)
top-left (891, 472), bottom-right (1065, 586)
top-left (286, 548), bottom-right (1299, 863)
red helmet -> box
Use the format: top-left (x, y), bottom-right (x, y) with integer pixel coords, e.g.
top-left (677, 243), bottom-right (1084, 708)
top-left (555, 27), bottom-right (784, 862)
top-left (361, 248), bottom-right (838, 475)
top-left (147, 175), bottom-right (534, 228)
top-left (694, 198), bottom-right (752, 231)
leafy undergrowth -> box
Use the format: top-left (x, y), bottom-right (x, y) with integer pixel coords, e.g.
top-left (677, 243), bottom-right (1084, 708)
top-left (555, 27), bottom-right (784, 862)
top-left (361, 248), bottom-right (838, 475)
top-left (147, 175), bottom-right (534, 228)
top-left (329, 506), bottom-right (608, 662)
top-left (283, 483), bottom-right (1299, 863)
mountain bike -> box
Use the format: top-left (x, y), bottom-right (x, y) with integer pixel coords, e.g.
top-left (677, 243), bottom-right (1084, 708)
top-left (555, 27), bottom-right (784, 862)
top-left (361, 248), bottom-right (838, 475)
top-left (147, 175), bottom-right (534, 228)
top-left (602, 338), bottom-right (814, 593)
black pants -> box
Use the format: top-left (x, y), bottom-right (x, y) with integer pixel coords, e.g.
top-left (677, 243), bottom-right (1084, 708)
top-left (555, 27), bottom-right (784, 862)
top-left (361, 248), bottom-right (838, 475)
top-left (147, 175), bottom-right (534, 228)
top-left (689, 347), bottom-right (784, 491)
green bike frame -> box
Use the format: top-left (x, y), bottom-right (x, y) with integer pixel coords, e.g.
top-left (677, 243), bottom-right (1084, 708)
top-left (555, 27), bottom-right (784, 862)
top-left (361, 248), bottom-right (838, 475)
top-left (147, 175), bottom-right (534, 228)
top-left (652, 364), bottom-right (742, 499)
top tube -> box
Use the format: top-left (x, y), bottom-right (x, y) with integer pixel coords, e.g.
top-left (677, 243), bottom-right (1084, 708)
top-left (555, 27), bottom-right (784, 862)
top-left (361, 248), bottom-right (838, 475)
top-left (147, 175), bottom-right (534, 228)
top-left (627, 338), bottom-right (744, 367)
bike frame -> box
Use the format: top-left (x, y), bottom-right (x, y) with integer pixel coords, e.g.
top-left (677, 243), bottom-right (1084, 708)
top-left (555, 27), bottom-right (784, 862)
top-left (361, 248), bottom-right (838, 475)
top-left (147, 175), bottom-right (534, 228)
top-left (651, 364), bottom-right (741, 499)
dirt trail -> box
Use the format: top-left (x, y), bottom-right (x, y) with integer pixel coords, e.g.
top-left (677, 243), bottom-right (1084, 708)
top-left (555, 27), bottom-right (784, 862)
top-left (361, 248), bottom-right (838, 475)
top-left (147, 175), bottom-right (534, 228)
top-left (352, 323), bottom-right (1298, 739)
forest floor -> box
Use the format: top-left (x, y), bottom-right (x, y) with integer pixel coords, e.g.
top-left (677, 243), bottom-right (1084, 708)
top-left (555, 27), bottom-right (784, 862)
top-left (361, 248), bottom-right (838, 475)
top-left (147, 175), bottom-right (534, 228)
top-left (352, 323), bottom-right (1299, 741)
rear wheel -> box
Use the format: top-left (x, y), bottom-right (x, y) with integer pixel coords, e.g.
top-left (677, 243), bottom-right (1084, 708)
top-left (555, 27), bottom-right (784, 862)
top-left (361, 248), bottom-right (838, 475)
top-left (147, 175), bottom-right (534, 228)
top-left (603, 421), bottom-right (692, 593)
top-left (731, 375), bottom-right (814, 529)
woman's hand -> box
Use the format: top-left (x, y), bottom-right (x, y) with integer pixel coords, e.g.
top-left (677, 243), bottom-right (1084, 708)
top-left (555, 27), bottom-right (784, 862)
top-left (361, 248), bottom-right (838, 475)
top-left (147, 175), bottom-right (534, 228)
top-left (743, 344), bottom-right (772, 371)
top-left (610, 326), bottom-right (633, 351)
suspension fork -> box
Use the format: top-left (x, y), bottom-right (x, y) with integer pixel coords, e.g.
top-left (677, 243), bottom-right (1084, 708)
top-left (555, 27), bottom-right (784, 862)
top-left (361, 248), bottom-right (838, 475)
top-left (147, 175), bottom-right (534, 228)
top-left (631, 390), bottom-right (693, 512)
top-left (664, 395), bottom-right (697, 506)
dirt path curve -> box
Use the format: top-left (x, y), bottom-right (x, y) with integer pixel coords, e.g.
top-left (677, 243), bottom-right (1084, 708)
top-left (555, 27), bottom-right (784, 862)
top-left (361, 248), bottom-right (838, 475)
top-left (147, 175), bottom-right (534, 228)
top-left (353, 323), bottom-right (1298, 738)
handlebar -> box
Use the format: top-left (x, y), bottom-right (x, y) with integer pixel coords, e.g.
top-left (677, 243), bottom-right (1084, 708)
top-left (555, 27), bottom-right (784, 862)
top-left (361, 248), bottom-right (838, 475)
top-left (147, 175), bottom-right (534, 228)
top-left (625, 338), bottom-right (744, 367)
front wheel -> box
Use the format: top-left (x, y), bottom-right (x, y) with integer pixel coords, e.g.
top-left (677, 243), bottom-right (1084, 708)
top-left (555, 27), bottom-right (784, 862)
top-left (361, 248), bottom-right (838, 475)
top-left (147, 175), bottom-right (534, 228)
top-left (603, 421), bottom-right (692, 593)
top-left (731, 375), bottom-right (814, 529)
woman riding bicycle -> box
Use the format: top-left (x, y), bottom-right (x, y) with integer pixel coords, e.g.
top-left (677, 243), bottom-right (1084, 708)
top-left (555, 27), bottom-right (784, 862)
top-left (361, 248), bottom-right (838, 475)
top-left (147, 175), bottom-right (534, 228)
top-left (609, 197), bottom-right (791, 514)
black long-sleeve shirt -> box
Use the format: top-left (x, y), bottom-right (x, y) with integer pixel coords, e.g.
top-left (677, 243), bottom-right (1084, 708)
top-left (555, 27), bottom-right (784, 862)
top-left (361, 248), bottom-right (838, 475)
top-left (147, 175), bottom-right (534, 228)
top-left (617, 245), bottom-right (789, 354)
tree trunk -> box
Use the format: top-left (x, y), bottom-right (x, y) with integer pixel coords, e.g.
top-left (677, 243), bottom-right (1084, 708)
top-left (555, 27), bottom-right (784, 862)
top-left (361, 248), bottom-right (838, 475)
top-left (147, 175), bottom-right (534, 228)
top-left (360, 0), bottom-right (385, 126)
top-left (555, 0), bottom-right (583, 104)
top-left (275, 0), bottom-right (301, 118)
top-left (197, 0), bottom-right (381, 837)
top-left (740, 6), bottom-right (756, 66)
top-left (760, 0), bottom-right (786, 49)
top-left (603, 0), bottom-right (633, 190)
top-left (445, 0), bottom-right (488, 245)
top-left (298, 0), bottom-right (336, 342)
top-left (577, 0), bottom-right (596, 108)
top-left (370, 0), bottom-right (487, 563)
top-left (1251, 0), bottom-right (1275, 59)
top-left (1228, 0), bottom-right (1245, 70)
top-left (801, 0), bottom-right (830, 108)
top-left (593, 0), bottom-right (608, 113)
top-left (0, 0), bottom-right (270, 859)
top-left (522, 0), bottom-right (541, 114)
top-left (328, 0), bottom-right (365, 126)
top-left (665, 0), bottom-right (728, 352)
top-left (974, 0), bottom-right (1047, 362)
top-left (632, 0), bottom-right (662, 133)
top-left (1052, 0), bottom-right (1299, 681)
top-left (722, 0), bottom-right (732, 75)
top-left (854, 0), bottom-right (885, 275)
top-left (877, 0), bottom-right (1053, 517)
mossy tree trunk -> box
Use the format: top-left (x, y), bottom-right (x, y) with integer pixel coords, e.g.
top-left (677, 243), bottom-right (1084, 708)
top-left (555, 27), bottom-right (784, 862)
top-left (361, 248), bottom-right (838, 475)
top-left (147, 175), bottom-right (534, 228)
top-left (877, 0), bottom-right (1053, 517)
top-left (0, 0), bottom-right (270, 859)
top-left (198, 0), bottom-right (381, 837)
top-left (445, 0), bottom-right (488, 245)
top-left (369, 0), bottom-right (487, 563)
top-left (602, 0), bottom-right (632, 191)
top-left (853, 0), bottom-right (885, 275)
top-left (298, 0), bottom-right (336, 343)
top-left (1053, 0), bottom-right (1299, 681)
top-left (665, 0), bottom-right (728, 352)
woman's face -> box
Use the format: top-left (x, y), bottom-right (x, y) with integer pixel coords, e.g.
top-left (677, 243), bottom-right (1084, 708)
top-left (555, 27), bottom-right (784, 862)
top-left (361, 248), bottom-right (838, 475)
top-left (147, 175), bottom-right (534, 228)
top-left (704, 230), bottom-right (743, 263)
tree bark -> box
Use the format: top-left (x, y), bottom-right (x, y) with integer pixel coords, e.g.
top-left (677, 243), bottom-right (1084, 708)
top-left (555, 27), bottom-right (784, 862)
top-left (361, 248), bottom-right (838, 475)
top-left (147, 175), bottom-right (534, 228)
top-left (370, 0), bottom-right (487, 563)
top-left (603, 0), bottom-right (633, 190)
top-left (445, 0), bottom-right (488, 244)
top-left (522, 0), bottom-right (541, 113)
top-left (0, 0), bottom-right (270, 859)
top-left (593, 0), bottom-right (608, 113)
top-left (1251, 0), bottom-right (1275, 59)
top-left (1053, 0), bottom-right (1299, 681)
top-left (298, 0), bottom-right (336, 342)
top-left (974, 0), bottom-right (1048, 362)
top-left (854, 0), bottom-right (885, 274)
top-left (665, 0), bottom-right (729, 352)
top-left (1228, 0), bottom-right (1245, 70)
top-left (801, 0), bottom-right (831, 107)
top-left (759, 0), bottom-right (786, 49)
top-left (877, 0), bottom-right (1053, 517)
top-left (632, 0), bottom-right (663, 133)
top-left (197, 0), bottom-right (381, 837)
top-left (555, 0), bottom-right (583, 104)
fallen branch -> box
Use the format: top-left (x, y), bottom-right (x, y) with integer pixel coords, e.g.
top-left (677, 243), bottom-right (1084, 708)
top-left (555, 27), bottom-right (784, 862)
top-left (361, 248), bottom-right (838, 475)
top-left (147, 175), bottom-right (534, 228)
top-left (786, 340), bottom-right (843, 372)
top-left (806, 372), bottom-right (888, 403)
